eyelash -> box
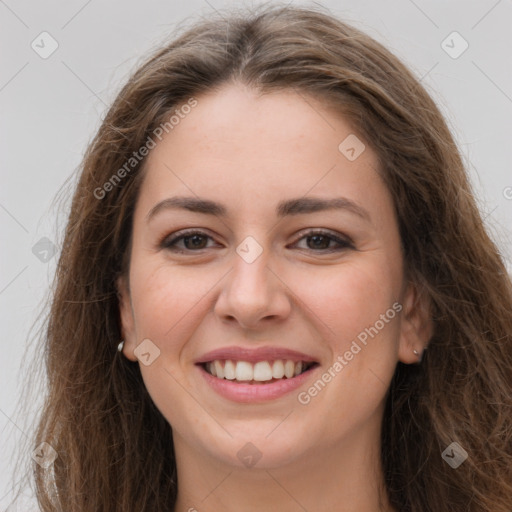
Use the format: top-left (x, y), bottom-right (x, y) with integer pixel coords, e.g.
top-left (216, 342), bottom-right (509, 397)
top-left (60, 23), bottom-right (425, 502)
top-left (160, 229), bottom-right (354, 254)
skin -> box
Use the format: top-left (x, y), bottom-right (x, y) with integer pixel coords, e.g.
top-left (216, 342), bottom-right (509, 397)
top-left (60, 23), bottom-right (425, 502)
top-left (118, 83), bottom-right (432, 512)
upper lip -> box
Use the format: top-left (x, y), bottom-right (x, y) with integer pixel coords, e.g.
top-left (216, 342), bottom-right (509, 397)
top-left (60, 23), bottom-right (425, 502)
top-left (195, 346), bottom-right (318, 364)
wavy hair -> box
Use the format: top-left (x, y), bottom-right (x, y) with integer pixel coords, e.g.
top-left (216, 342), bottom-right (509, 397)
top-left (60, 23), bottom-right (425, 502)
top-left (11, 3), bottom-right (512, 511)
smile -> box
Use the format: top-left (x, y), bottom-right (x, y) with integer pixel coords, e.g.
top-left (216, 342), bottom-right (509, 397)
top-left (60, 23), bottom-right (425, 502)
top-left (203, 359), bottom-right (317, 383)
top-left (197, 359), bottom-right (320, 402)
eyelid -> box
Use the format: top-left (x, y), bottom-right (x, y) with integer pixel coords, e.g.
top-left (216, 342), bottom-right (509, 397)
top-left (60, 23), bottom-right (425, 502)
top-left (160, 228), bottom-right (220, 251)
top-left (292, 227), bottom-right (353, 243)
top-left (290, 228), bottom-right (354, 250)
top-left (160, 227), bottom-right (353, 253)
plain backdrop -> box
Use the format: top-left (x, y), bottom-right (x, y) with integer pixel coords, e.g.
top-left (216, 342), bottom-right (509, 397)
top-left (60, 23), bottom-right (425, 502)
top-left (1, 0), bottom-right (511, 508)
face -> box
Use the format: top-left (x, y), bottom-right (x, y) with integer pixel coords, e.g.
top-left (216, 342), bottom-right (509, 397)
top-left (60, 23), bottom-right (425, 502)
top-left (118, 83), bottom-right (431, 471)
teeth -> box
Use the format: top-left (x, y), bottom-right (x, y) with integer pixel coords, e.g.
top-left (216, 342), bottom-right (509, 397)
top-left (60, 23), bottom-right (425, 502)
top-left (272, 360), bottom-right (285, 379)
top-left (223, 360), bottom-right (236, 380)
top-left (235, 361), bottom-right (253, 381)
top-left (213, 360), bottom-right (224, 379)
top-left (284, 360), bottom-right (295, 378)
top-left (205, 359), bottom-right (313, 382)
top-left (253, 361), bottom-right (273, 381)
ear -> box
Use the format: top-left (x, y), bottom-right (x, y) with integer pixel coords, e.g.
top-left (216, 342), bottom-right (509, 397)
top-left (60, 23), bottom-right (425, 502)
top-left (397, 280), bottom-right (433, 364)
top-left (117, 275), bottom-right (138, 362)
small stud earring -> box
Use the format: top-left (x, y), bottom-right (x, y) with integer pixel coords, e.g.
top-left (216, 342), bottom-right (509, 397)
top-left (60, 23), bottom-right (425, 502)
top-left (117, 340), bottom-right (125, 352)
top-left (413, 348), bottom-right (424, 362)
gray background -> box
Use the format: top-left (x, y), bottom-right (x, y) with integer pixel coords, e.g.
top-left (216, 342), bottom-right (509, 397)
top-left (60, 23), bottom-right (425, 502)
top-left (1, 0), bottom-right (511, 508)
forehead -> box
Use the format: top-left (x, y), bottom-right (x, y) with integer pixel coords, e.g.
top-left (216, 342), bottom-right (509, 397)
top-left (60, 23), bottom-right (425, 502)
top-left (137, 83), bottom-right (387, 221)
top-left (160, 84), bottom-right (362, 160)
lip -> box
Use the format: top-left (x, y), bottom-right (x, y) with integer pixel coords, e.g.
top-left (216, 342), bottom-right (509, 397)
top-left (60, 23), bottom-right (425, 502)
top-left (195, 346), bottom-right (318, 364)
top-left (197, 362), bottom-right (320, 403)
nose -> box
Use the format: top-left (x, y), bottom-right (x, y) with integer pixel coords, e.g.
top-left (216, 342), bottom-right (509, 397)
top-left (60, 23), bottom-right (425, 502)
top-left (213, 251), bottom-right (292, 330)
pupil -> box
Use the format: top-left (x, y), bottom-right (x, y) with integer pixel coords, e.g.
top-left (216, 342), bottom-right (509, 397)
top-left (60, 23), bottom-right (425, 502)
top-left (185, 235), bottom-right (206, 249)
top-left (309, 235), bottom-right (329, 249)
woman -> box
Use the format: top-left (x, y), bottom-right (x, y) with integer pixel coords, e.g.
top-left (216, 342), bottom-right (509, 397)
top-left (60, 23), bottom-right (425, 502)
top-left (17, 4), bottom-right (512, 511)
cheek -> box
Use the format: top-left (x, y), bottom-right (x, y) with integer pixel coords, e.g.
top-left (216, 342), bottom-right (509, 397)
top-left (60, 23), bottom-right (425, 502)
top-left (129, 261), bottom-right (209, 346)
top-left (128, 263), bottom-right (209, 423)
top-left (291, 260), bottom-right (399, 346)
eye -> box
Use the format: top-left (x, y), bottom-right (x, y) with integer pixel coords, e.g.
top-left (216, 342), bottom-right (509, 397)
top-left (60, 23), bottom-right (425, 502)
top-left (160, 228), bottom-right (353, 254)
top-left (160, 230), bottom-right (219, 252)
top-left (292, 230), bottom-right (353, 252)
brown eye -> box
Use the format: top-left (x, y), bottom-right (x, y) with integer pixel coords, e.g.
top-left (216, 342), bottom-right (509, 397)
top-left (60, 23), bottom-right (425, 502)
top-left (294, 230), bottom-right (353, 252)
top-left (306, 234), bottom-right (332, 250)
top-left (161, 229), bottom-right (352, 254)
top-left (182, 234), bottom-right (208, 250)
top-left (161, 230), bottom-right (216, 252)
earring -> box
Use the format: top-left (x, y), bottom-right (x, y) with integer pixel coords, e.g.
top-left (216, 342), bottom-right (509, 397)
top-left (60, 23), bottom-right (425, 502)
top-left (117, 340), bottom-right (125, 352)
top-left (413, 348), bottom-right (424, 362)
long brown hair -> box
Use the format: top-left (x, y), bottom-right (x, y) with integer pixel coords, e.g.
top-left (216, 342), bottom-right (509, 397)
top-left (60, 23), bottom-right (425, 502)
top-left (11, 4), bottom-right (512, 511)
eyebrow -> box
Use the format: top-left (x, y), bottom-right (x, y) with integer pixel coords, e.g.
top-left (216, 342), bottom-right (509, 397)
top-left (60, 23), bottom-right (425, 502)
top-left (146, 196), bottom-right (371, 223)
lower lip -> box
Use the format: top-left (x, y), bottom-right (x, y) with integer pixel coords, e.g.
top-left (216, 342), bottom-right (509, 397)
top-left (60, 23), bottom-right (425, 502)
top-left (197, 364), bottom-right (319, 403)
